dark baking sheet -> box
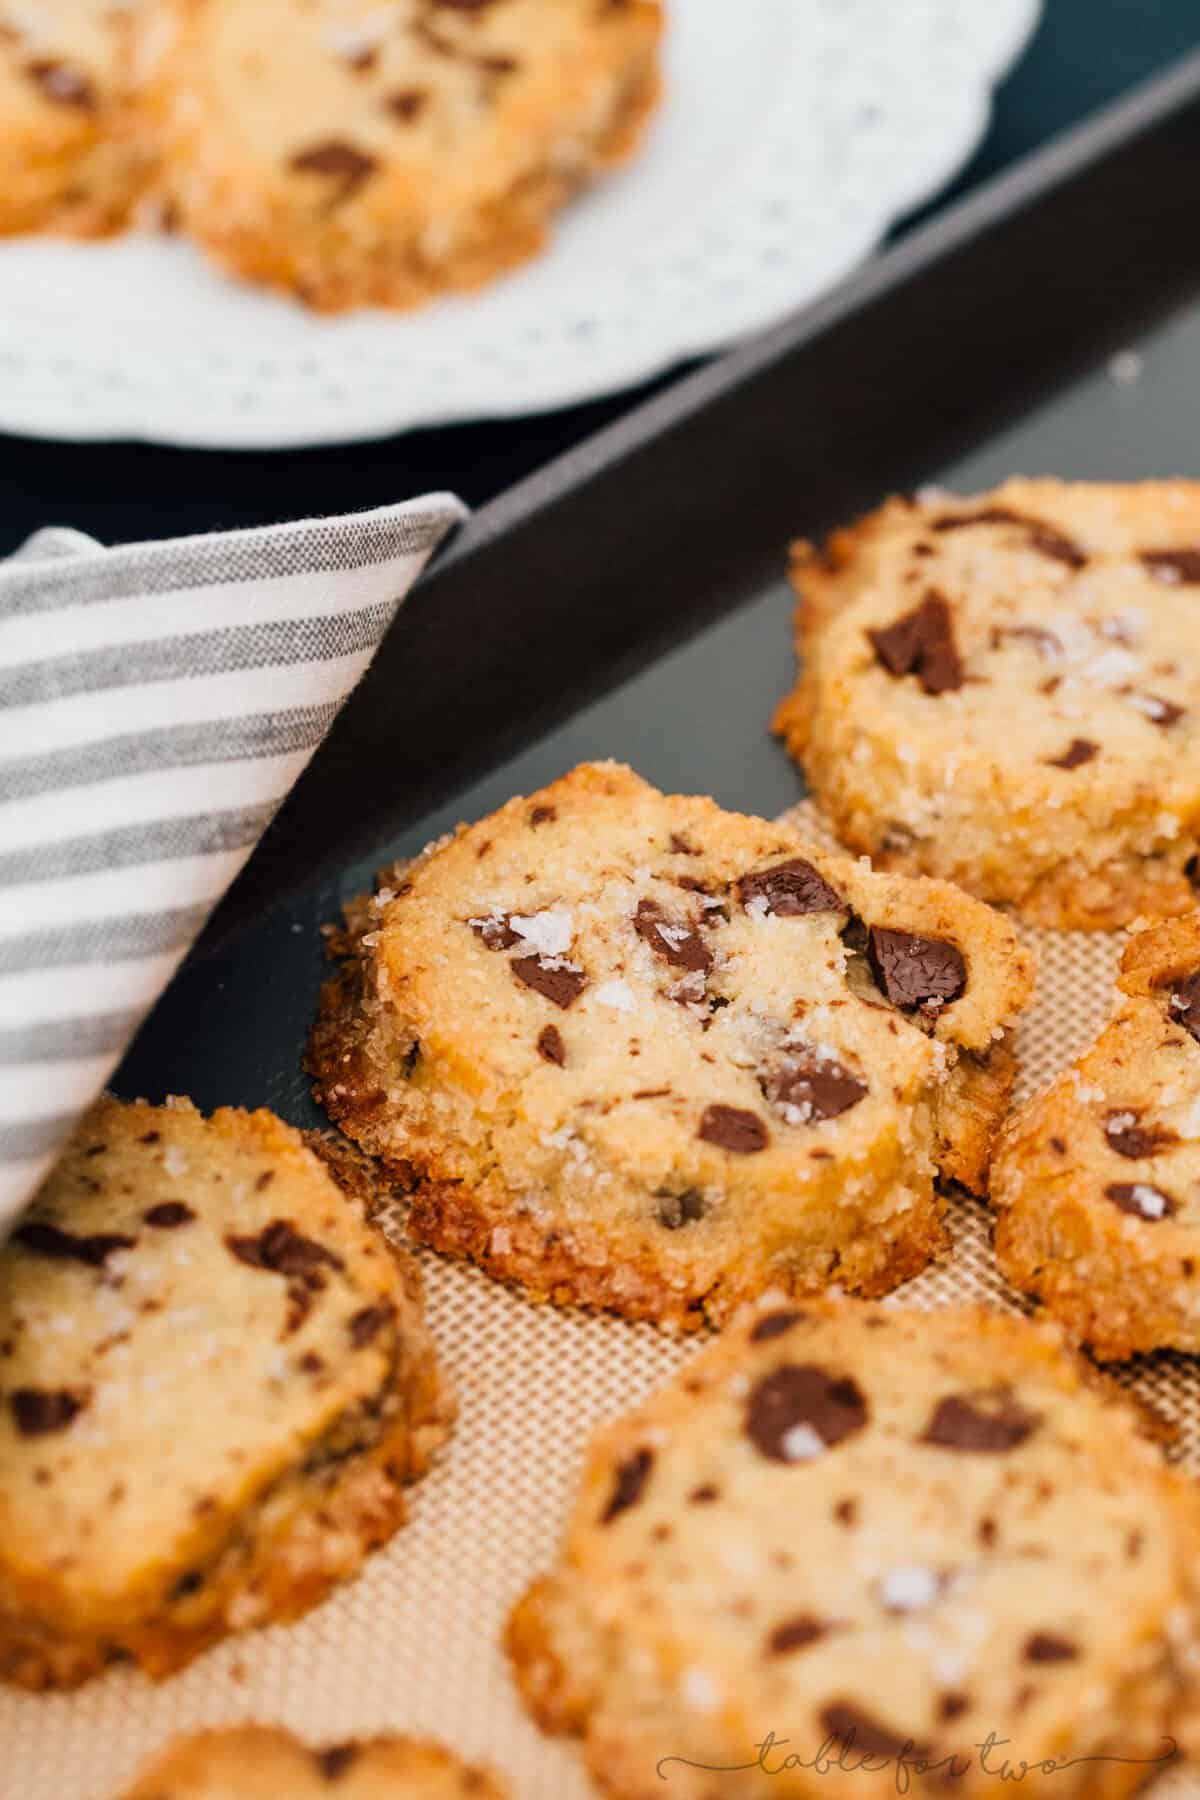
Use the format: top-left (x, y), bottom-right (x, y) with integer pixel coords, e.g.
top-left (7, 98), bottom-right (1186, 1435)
top-left (117, 50), bottom-right (1200, 1125)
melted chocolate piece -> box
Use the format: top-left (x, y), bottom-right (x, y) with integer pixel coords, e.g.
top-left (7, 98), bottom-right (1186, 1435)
top-left (1103, 1111), bottom-right (1175, 1160)
top-left (933, 507), bottom-right (1086, 568)
top-left (511, 955), bottom-right (587, 1009)
top-left (1105, 1182), bottom-right (1176, 1222)
top-left (1024, 1632), bottom-right (1079, 1664)
top-left (10, 1387), bottom-right (87, 1436)
top-left (348, 1302), bottom-right (394, 1347)
top-left (537, 1024), bottom-right (566, 1065)
top-left (143, 1202), bottom-right (195, 1228)
top-left (1046, 738), bottom-right (1099, 770)
top-left (1141, 549), bottom-right (1200, 584)
top-left (601, 1448), bottom-right (654, 1523)
top-left (26, 59), bottom-right (95, 109)
top-left (633, 899), bottom-right (712, 972)
top-left (15, 1220), bottom-right (134, 1267)
top-left (315, 1744), bottom-right (361, 1780)
top-left (1169, 972), bottom-right (1200, 1043)
top-left (745, 1364), bottom-right (868, 1461)
top-left (866, 928), bottom-right (966, 1010)
top-left (386, 88), bottom-right (428, 120)
top-left (820, 1703), bottom-right (932, 1763)
top-left (226, 1220), bottom-right (344, 1278)
top-left (920, 1390), bottom-right (1040, 1453)
top-left (657, 1189), bottom-right (705, 1230)
top-left (469, 912), bottom-right (520, 949)
top-left (762, 1047), bottom-right (867, 1123)
top-left (289, 140), bottom-right (378, 200)
top-left (698, 1104), bottom-right (769, 1154)
top-left (769, 1615), bottom-right (837, 1654)
top-left (737, 858), bottom-right (844, 917)
top-left (749, 1309), bottom-right (806, 1343)
top-left (868, 591), bottom-right (964, 694)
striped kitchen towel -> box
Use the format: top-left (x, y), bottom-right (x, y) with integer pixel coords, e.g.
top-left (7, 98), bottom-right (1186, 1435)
top-left (0, 493), bottom-right (467, 1232)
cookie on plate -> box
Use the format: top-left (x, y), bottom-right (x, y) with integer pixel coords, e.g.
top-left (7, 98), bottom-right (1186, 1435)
top-left (307, 762), bottom-right (1035, 1331)
top-left (145, 0), bottom-right (663, 312)
top-left (120, 1725), bottom-right (508, 1798)
top-left (0, 1), bottom-right (155, 235)
top-left (509, 1298), bottom-right (1200, 1800)
top-left (993, 913), bottom-right (1200, 1360)
top-left (0, 1095), bottom-right (453, 1690)
top-left (774, 479), bottom-right (1200, 929)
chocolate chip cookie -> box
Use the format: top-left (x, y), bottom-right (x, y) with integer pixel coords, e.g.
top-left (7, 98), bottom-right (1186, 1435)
top-left (774, 480), bottom-right (1200, 929)
top-left (0, 1), bottom-right (155, 234)
top-left (994, 913), bottom-right (1200, 1359)
top-left (0, 1095), bottom-right (453, 1690)
top-left (120, 1726), bottom-right (507, 1797)
top-left (145, 0), bottom-right (662, 311)
top-left (509, 1297), bottom-right (1200, 1800)
top-left (307, 762), bottom-right (1035, 1331)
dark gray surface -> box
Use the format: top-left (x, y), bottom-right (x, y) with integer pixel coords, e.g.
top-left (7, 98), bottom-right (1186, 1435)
top-left (116, 293), bottom-right (1200, 1127)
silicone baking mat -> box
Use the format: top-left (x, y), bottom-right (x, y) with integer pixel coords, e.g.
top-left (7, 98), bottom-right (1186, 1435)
top-left (4, 801), bottom-right (1200, 1799)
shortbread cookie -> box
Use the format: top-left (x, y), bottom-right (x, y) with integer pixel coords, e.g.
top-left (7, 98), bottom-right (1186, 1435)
top-left (0, 1095), bottom-right (453, 1690)
top-left (307, 762), bottom-right (1035, 1331)
top-left (509, 1298), bottom-right (1200, 1800)
top-left (774, 479), bottom-right (1200, 929)
top-left (0, 1), bottom-right (155, 234)
top-left (120, 1726), bottom-right (508, 1798)
top-left (146, 0), bottom-right (662, 312)
top-left (993, 913), bottom-right (1200, 1359)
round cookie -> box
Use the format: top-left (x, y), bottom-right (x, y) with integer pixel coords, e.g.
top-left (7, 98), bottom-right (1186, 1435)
top-left (120, 1726), bottom-right (508, 1798)
top-left (773, 479), bottom-right (1200, 929)
top-left (307, 761), bottom-right (1035, 1331)
top-left (994, 912), bottom-right (1200, 1359)
top-left (145, 0), bottom-right (662, 312)
top-left (0, 1095), bottom-right (453, 1690)
top-left (509, 1298), bottom-right (1200, 1800)
top-left (0, 1), bottom-right (155, 234)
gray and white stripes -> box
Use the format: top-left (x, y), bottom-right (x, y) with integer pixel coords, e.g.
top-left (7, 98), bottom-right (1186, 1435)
top-left (0, 495), bottom-right (467, 1228)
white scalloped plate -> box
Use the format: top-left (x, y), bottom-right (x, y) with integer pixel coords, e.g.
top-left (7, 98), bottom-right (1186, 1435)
top-left (0, 0), bottom-right (1039, 448)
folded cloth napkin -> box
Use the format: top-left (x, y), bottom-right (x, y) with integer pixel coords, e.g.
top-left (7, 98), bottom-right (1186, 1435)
top-left (0, 494), bottom-right (467, 1231)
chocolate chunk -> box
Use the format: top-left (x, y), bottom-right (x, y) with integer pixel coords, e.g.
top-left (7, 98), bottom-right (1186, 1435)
top-left (469, 911), bottom-right (520, 949)
top-left (1105, 1182), bottom-right (1176, 1222)
top-left (737, 858), bottom-right (844, 917)
top-left (933, 507), bottom-right (1086, 568)
top-left (921, 1390), bottom-right (1040, 1453)
top-left (1134, 694), bottom-right (1185, 728)
top-left (315, 1744), bottom-right (361, 1781)
top-left (226, 1220), bottom-right (344, 1278)
top-left (14, 1220), bottom-right (135, 1268)
top-left (698, 1104), bottom-right (769, 1154)
top-left (143, 1202), bottom-right (195, 1228)
top-left (256, 1169), bottom-right (276, 1190)
top-left (511, 955), bottom-right (587, 1009)
top-left (601, 1448), bottom-right (654, 1523)
top-left (1188, 853), bottom-right (1200, 892)
top-left (761, 1046), bottom-right (867, 1123)
top-left (633, 899), bottom-right (712, 972)
top-left (1169, 972), bottom-right (1200, 1043)
top-left (26, 59), bottom-right (95, 109)
top-left (745, 1364), bottom-right (868, 1461)
top-left (1141, 549), bottom-right (1200, 584)
top-left (1103, 1111), bottom-right (1176, 1160)
top-left (749, 1309), bottom-right (806, 1343)
top-left (657, 1189), bottom-right (705, 1230)
top-left (1046, 738), bottom-right (1098, 770)
top-left (386, 88), bottom-right (428, 120)
top-left (537, 1024), bottom-right (566, 1065)
top-left (10, 1387), bottom-right (87, 1437)
top-left (1024, 1632), bottom-right (1079, 1664)
top-left (289, 140), bottom-right (378, 201)
top-left (868, 591), bottom-right (964, 694)
top-left (866, 927), bottom-right (966, 1010)
top-left (939, 1693), bottom-right (970, 1723)
top-left (348, 1302), bottom-right (394, 1347)
top-left (669, 832), bottom-right (700, 855)
top-left (768, 1615), bottom-right (836, 1655)
top-left (529, 805), bottom-right (556, 825)
top-left (820, 1703), bottom-right (931, 1764)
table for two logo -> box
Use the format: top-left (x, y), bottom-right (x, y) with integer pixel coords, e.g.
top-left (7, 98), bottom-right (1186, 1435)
top-left (656, 1725), bottom-right (1178, 1793)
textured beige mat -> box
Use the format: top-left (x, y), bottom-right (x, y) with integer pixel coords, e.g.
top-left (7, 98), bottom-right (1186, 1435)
top-left (3, 801), bottom-right (1200, 1799)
